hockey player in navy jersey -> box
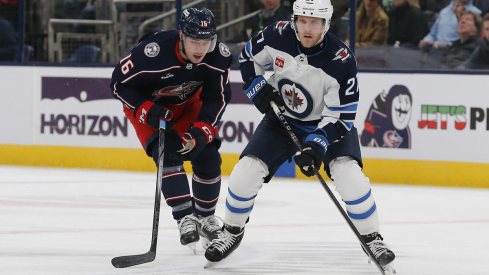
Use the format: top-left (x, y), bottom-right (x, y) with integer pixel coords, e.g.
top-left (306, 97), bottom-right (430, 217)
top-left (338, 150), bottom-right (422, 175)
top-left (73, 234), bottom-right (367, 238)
top-left (205, 0), bottom-right (396, 272)
top-left (110, 8), bottom-right (232, 253)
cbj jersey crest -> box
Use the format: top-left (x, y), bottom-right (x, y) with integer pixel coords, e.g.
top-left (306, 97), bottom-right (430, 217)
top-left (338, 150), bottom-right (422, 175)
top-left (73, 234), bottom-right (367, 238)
top-left (153, 81), bottom-right (203, 100)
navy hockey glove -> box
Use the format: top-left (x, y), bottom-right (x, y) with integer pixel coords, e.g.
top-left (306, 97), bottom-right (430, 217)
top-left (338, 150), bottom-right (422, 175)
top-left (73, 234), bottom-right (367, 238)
top-left (176, 122), bottom-right (215, 161)
top-left (243, 76), bottom-right (285, 116)
top-left (294, 132), bottom-right (329, 177)
top-left (136, 101), bottom-right (174, 129)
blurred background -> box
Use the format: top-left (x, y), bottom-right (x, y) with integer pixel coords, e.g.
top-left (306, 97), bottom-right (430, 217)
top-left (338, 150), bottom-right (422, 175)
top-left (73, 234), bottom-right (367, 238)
top-left (1, 0), bottom-right (488, 70)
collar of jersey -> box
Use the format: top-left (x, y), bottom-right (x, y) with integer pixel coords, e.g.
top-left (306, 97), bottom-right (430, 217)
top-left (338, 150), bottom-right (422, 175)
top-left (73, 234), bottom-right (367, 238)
top-left (175, 38), bottom-right (188, 64)
top-left (296, 36), bottom-right (328, 57)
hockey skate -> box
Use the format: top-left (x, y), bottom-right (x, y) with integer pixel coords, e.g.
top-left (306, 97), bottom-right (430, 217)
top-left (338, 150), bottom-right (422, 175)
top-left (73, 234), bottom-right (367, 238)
top-left (204, 224), bottom-right (244, 268)
top-left (177, 214), bottom-right (200, 254)
top-left (196, 215), bottom-right (222, 249)
top-left (363, 233), bottom-right (396, 274)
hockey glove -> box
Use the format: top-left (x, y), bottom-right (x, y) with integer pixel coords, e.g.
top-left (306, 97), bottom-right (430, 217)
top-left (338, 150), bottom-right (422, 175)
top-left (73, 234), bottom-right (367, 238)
top-left (136, 101), bottom-right (174, 129)
top-left (176, 122), bottom-right (215, 161)
top-left (243, 76), bottom-right (285, 116)
top-left (294, 132), bottom-right (329, 177)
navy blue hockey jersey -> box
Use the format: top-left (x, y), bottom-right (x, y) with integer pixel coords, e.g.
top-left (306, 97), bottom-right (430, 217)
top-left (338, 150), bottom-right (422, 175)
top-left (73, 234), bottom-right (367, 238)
top-left (110, 30), bottom-right (232, 128)
top-left (239, 21), bottom-right (359, 146)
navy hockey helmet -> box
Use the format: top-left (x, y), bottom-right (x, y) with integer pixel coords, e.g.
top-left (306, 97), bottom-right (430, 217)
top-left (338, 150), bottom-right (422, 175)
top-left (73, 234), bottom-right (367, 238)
top-left (179, 7), bottom-right (217, 52)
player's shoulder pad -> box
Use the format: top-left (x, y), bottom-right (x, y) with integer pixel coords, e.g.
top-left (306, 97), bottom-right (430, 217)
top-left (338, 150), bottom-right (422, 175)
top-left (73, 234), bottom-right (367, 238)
top-left (204, 39), bottom-right (233, 70)
top-left (327, 34), bottom-right (357, 67)
top-left (262, 20), bottom-right (294, 39)
top-left (250, 20), bottom-right (294, 51)
top-left (216, 40), bottom-right (232, 59)
top-left (133, 30), bottom-right (178, 57)
top-left (320, 33), bottom-right (358, 81)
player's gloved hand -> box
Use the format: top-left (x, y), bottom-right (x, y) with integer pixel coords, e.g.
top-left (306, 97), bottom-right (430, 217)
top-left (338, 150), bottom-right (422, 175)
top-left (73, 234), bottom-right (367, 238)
top-left (243, 75), bottom-right (285, 116)
top-left (294, 132), bottom-right (329, 177)
top-left (176, 122), bottom-right (215, 161)
top-left (136, 101), bottom-right (174, 129)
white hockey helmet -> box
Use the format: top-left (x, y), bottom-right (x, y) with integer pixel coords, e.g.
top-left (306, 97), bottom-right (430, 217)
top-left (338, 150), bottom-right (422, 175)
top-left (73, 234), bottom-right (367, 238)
top-left (291, 0), bottom-right (334, 44)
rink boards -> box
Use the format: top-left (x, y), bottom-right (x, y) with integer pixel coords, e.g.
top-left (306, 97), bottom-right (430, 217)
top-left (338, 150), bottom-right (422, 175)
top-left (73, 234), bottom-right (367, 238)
top-left (0, 66), bottom-right (488, 188)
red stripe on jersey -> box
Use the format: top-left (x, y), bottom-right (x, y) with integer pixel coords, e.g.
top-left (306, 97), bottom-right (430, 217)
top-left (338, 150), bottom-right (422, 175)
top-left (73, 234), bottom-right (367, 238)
top-left (192, 175), bottom-right (221, 184)
top-left (196, 63), bottom-right (225, 73)
top-left (175, 39), bottom-right (187, 64)
top-left (194, 196), bottom-right (219, 204)
top-left (163, 171), bottom-right (186, 179)
top-left (112, 82), bottom-right (135, 109)
top-left (120, 66), bottom-right (181, 84)
top-left (166, 194), bottom-right (191, 202)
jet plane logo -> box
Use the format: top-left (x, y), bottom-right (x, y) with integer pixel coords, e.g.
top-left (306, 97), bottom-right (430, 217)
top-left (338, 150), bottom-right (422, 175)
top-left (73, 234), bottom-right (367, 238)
top-left (284, 86), bottom-right (304, 110)
top-left (333, 48), bottom-right (350, 62)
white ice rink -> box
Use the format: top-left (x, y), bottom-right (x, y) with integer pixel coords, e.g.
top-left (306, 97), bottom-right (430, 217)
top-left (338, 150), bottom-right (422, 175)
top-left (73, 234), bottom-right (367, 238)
top-left (1, 165), bottom-right (488, 275)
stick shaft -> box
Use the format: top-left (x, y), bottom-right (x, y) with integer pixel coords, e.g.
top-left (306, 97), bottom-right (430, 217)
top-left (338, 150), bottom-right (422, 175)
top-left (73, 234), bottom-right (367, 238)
top-left (270, 102), bottom-right (385, 275)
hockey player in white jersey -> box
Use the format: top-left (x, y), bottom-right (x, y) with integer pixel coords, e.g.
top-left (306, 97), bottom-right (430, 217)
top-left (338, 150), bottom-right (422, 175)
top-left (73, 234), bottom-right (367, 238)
top-left (205, 0), bottom-right (396, 272)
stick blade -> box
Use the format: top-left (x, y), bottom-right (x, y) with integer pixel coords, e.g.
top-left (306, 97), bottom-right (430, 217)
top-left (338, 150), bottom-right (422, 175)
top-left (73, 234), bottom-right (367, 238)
top-left (111, 251), bottom-right (156, 268)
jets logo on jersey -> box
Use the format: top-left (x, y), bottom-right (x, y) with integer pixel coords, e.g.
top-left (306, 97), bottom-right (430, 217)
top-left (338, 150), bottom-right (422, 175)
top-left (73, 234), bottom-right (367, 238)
top-left (144, 42), bottom-right (160, 57)
top-left (275, 55), bottom-right (285, 68)
top-left (275, 21), bottom-right (289, 35)
top-left (333, 48), bottom-right (350, 62)
top-left (284, 87), bottom-right (303, 110)
top-left (153, 81), bottom-right (203, 100)
top-left (278, 79), bottom-right (313, 119)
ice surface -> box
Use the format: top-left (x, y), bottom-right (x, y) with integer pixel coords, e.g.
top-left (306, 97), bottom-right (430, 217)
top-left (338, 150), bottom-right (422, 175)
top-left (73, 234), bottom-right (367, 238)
top-left (1, 165), bottom-right (488, 275)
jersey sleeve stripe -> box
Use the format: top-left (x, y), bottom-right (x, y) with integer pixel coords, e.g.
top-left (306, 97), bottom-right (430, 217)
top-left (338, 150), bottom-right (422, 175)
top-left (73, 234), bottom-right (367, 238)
top-left (211, 74), bottom-right (227, 127)
top-left (326, 103), bottom-right (358, 112)
top-left (196, 63), bottom-right (226, 73)
top-left (112, 82), bottom-right (135, 110)
top-left (120, 66), bottom-right (181, 83)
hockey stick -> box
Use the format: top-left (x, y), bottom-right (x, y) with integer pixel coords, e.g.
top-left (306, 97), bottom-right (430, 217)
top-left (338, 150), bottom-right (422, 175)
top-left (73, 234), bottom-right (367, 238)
top-left (111, 120), bottom-right (167, 268)
top-left (270, 101), bottom-right (386, 275)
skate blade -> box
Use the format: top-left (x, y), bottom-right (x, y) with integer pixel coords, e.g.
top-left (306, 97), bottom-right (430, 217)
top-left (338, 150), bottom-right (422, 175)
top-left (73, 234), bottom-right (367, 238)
top-left (204, 260), bottom-right (219, 269)
top-left (200, 237), bottom-right (211, 250)
top-left (186, 241), bottom-right (198, 255)
top-left (367, 258), bottom-right (396, 275)
top-left (383, 263), bottom-right (396, 275)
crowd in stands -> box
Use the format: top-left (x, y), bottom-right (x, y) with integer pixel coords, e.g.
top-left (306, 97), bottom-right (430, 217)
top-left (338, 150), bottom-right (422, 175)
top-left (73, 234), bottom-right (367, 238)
top-left (227, 0), bottom-right (291, 44)
top-left (1, 0), bottom-right (489, 69)
top-left (226, 0), bottom-right (488, 70)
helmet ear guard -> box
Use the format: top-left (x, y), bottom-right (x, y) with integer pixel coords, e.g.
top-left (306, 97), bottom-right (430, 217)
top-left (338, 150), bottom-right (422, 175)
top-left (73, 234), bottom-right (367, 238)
top-left (291, 0), bottom-right (334, 44)
top-left (179, 7), bottom-right (217, 53)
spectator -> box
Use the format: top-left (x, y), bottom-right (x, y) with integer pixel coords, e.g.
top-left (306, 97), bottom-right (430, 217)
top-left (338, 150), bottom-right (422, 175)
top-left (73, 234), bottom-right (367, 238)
top-left (472, 0), bottom-right (489, 16)
top-left (281, 0), bottom-right (294, 13)
top-left (384, 0), bottom-right (419, 11)
top-left (63, 0), bottom-right (96, 33)
top-left (227, 0), bottom-right (291, 44)
top-left (387, 0), bottom-right (429, 47)
top-left (329, 0), bottom-right (351, 38)
top-left (458, 13), bottom-right (489, 69)
top-left (0, 0), bottom-right (18, 30)
top-left (419, 0), bottom-right (451, 13)
top-left (0, 15), bottom-right (17, 61)
top-left (419, 0), bottom-right (481, 49)
top-left (346, 0), bottom-right (389, 47)
top-left (439, 10), bottom-right (482, 68)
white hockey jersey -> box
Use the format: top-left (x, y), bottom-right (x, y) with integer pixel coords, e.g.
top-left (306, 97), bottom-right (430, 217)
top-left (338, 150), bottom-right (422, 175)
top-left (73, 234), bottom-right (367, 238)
top-left (239, 21), bottom-right (359, 145)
